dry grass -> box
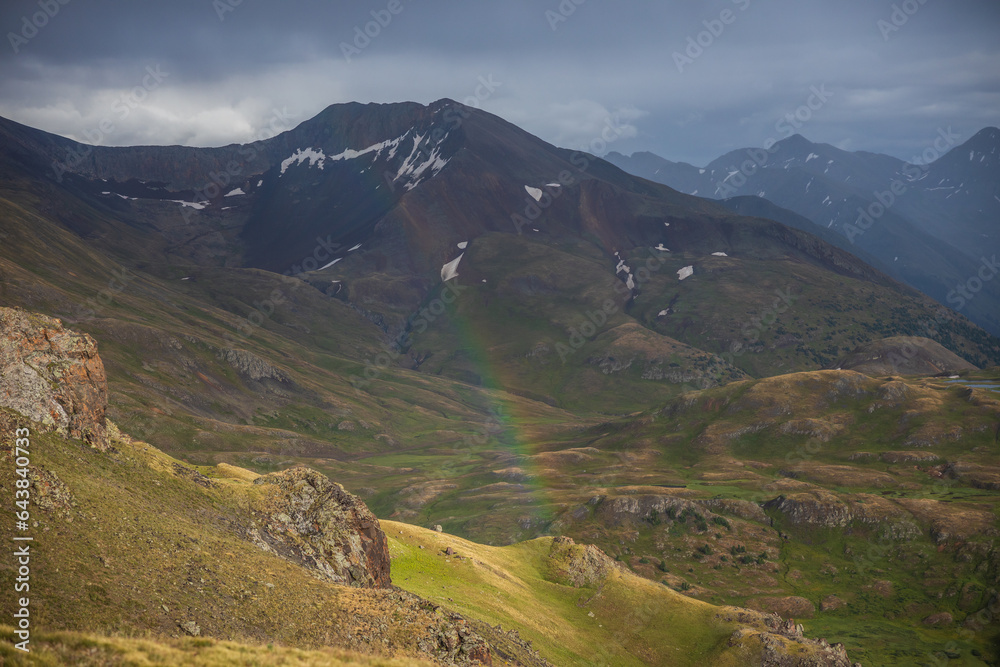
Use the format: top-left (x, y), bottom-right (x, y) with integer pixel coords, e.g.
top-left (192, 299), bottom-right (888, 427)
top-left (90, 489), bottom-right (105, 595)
top-left (0, 626), bottom-right (434, 666)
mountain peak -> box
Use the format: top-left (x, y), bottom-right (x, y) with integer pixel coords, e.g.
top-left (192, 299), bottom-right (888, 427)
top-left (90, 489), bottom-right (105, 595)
top-left (772, 133), bottom-right (817, 153)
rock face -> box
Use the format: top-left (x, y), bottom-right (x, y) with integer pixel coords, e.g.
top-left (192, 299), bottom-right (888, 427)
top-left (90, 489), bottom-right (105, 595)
top-left (833, 336), bottom-right (977, 376)
top-left (250, 467), bottom-right (391, 588)
top-left (718, 609), bottom-right (857, 667)
top-left (0, 307), bottom-right (108, 449)
top-left (218, 347), bottom-right (292, 383)
top-left (547, 536), bottom-right (618, 587)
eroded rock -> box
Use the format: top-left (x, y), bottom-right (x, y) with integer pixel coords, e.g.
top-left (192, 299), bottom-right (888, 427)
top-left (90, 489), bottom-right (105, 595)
top-left (249, 467), bottom-right (391, 588)
top-left (0, 307), bottom-right (108, 449)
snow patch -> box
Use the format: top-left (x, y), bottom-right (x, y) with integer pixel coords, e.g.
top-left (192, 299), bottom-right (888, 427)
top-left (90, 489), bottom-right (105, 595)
top-left (280, 147), bottom-right (327, 175)
top-left (257, 179), bottom-right (263, 187)
top-left (805, 153), bottom-right (819, 162)
top-left (658, 310), bottom-right (669, 317)
top-left (393, 133), bottom-right (450, 191)
top-left (319, 257), bottom-right (342, 270)
top-left (655, 244), bottom-right (669, 252)
top-left (457, 241), bottom-right (468, 249)
top-left (348, 243), bottom-right (362, 252)
top-left (711, 252), bottom-right (728, 257)
top-left (169, 200), bottom-right (206, 210)
top-left (614, 252), bottom-right (635, 290)
top-left (677, 266), bottom-right (694, 281)
top-left (224, 188), bottom-right (245, 197)
top-left (525, 186), bottom-right (543, 201)
top-left (441, 254), bottom-right (464, 282)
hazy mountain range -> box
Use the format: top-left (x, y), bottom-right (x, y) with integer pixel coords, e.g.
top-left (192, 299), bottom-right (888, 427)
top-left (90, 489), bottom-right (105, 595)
top-left (606, 128), bottom-right (1000, 336)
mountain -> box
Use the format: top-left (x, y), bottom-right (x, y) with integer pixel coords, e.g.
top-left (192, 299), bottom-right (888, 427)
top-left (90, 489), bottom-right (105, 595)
top-left (606, 129), bottom-right (1000, 336)
top-left (2, 100), bottom-right (1000, 664)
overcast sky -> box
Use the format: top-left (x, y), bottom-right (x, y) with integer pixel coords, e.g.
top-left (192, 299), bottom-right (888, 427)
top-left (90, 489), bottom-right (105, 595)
top-left (0, 0), bottom-right (997, 165)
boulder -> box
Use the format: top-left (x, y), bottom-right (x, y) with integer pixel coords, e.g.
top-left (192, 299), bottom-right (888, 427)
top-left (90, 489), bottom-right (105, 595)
top-left (249, 467), bottom-right (391, 588)
top-left (0, 307), bottom-right (108, 449)
top-left (547, 536), bottom-right (617, 588)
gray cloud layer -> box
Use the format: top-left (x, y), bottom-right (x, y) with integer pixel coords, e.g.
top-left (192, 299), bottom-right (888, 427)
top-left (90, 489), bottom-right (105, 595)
top-left (1, 0), bottom-right (997, 164)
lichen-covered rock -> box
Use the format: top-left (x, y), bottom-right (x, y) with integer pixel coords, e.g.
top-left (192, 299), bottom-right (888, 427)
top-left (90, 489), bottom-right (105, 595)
top-left (547, 536), bottom-right (618, 587)
top-left (718, 608), bottom-right (856, 666)
top-left (0, 307), bottom-right (108, 449)
top-left (28, 466), bottom-right (76, 514)
top-left (764, 492), bottom-right (851, 528)
top-left (217, 347), bottom-right (291, 383)
top-left (250, 467), bottom-right (391, 588)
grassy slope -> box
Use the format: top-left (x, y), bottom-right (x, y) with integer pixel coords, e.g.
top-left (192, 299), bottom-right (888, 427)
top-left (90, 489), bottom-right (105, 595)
top-left (0, 413), bottom-right (859, 667)
top-left (386, 521), bottom-right (750, 667)
top-left (0, 414), bottom-right (496, 665)
top-left (547, 370), bottom-right (1000, 666)
top-left (0, 626), bottom-right (432, 666)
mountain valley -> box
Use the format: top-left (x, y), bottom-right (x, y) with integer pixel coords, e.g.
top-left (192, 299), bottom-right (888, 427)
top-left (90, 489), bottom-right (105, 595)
top-left (1, 99), bottom-right (999, 666)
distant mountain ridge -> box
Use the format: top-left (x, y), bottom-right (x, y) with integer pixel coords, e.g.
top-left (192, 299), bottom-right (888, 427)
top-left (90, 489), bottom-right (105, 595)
top-left (606, 128), bottom-right (1000, 335)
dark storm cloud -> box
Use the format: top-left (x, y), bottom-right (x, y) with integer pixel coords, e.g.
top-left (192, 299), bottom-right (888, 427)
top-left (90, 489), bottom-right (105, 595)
top-left (0, 0), bottom-right (997, 164)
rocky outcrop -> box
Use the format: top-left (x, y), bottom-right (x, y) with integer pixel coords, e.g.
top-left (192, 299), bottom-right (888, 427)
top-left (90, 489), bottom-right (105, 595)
top-left (764, 491), bottom-right (851, 528)
top-left (594, 494), bottom-right (729, 528)
top-left (547, 536), bottom-right (618, 587)
top-left (218, 347), bottom-right (292, 383)
top-left (763, 489), bottom-right (914, 529)
top-left (0, 307), bottom-right (108, 449)
top-left (717, 608), bottom-right (858, 666)
top-left (249, 467), bottom-right (391, 588)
